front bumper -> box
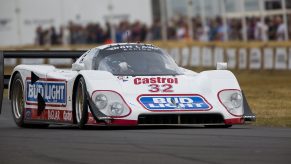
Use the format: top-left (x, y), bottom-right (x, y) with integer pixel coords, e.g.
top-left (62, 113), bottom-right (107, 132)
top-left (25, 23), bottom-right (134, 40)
top-left (86, 91), bottom-right (256, 126)
top-left (87, 113), bottom-right (245, 126)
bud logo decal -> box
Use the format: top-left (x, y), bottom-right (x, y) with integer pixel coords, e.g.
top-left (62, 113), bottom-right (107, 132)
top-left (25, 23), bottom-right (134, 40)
top-left (138, 95), bottom-right (212, 111)
top-left (26, 80), bottom-right (66, 105)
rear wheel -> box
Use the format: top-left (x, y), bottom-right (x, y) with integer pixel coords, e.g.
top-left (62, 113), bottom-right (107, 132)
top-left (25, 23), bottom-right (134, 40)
top-left (74, 77), bottom-right (88, 129)
top-left (11, 74), bottom-right (25, 127)
top-left (11, 73), bottom-right (48, 128)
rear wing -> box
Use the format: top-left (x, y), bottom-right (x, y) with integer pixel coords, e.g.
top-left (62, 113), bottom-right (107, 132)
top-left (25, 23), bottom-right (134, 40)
top-left (0, 50), bottom-right (86, 114)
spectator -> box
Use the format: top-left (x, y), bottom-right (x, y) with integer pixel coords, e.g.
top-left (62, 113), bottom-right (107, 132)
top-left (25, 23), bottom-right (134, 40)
top-left (255, 18), bottom-right (269, 41)
top-left (50, 26), bottom-right (59, 45)
top-left (208, 19), bottom-right (218, 41)
top-left (150, 19), bottom-right (162, 40)
top-left (35, 26), bottom-right (44, 45)
top-left (216, 17), bottom-right (226, 41)
top-left (104, 22), bottom-right (112, 43)
top-left (176, 20), bottom-right (187, 40)
top-left (167, 20), bottom-right (177, 40)
top-left (229, 19), bottom-right (242, 41)
top-left (247, 17), bottom-right (256, 40)
top-left (140, 24), bottom-right (148, 42)
top-left (275, 16), bottom-right (287, 41)
top-left (62, 26), bottom-right (70, 45)
top-left (35, 14), bottom-right (291, 45)
top-left (195, 20), bottom-right (209, 42)
top-left (131, 21), bottom-right (142, 42)
top-left (268, 17), bottom-right (278, 40)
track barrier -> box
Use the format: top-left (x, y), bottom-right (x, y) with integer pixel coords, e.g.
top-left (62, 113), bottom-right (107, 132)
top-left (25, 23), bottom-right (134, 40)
top-left (1, 41), bottom-right (291, 70)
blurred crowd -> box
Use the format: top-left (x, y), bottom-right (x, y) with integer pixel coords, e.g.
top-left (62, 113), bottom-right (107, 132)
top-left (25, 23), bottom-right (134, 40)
top-left (35, 15), bottom-right (290, 45)
top-left (190, 15), bottom-right (290, 41)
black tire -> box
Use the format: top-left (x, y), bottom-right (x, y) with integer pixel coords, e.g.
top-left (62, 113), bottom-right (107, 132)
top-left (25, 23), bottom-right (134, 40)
top-left (11, 73), bottom-right (48, 128)
top-left (204, 125), bottom-right (232, 128)
top-left (73, 77), bottom-right (88, 129)
top-left (11, 73), bottom-right (26, 127)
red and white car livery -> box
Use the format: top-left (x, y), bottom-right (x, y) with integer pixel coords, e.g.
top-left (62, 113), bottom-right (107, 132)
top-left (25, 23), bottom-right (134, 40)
top-left (4, 43), bottom-right (255, 128)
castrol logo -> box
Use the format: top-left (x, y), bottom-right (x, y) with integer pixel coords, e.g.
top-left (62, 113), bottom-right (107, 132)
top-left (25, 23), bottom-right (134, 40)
top-left (134, 77), bottom-right (178, 85)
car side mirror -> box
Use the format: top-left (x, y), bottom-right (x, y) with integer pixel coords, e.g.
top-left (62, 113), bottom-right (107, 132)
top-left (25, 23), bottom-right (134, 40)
top-left (216, 62), bottom-right (228, 70)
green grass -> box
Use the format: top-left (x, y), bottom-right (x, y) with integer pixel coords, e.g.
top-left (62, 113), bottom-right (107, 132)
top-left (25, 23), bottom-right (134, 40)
top-left (234, 71), bottom-right (291, 127)
top-left (188, 68), bottom-right (291, 127)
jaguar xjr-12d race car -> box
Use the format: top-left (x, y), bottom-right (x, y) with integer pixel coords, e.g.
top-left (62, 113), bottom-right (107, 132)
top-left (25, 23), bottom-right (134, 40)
top-left (0, 43), bottom-right (255, 128)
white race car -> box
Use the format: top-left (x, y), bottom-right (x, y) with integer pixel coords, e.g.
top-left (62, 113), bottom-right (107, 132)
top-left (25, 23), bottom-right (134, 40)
top-left (0, 43), bottom-right (255, 128)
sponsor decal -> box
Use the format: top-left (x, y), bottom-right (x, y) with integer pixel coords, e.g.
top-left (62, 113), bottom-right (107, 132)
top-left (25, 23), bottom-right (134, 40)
top-left (63, 111), bottom-right (72, 121)
top-left (134, 77), bottom-right (178, 85)
top-left (139, 95), bottom-right (211, 111)
top-left (117, 76), bottom-right (129, 82)
top-left (25, 108), bottom-right (73, 122)
top-left (26, 80), bottom-right (66, 105)
top-left (48, 110), bottom-right (60, 120)
top-left (148, 84), bottom-right (173, 92)
top-left (105, 45), bottom-right (159, 51)
top-left (25, 109), bottom-right (32, 119)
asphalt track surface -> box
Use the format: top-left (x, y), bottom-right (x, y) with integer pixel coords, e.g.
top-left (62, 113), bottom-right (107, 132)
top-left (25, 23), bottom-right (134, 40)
top-left (0, 98), bottom-right (291, 164)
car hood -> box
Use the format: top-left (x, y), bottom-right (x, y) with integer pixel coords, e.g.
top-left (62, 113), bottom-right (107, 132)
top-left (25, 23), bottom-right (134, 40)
top-left (82, 70), bottom-right (240, 107)
top-left (80, 70), bottom-right (241, 115)
top-left (115, 75), bottom-right (212, 96)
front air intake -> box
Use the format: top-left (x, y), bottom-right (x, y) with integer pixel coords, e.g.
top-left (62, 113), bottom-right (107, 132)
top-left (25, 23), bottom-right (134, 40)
top-left (138, 114), bottom-right (224, 125)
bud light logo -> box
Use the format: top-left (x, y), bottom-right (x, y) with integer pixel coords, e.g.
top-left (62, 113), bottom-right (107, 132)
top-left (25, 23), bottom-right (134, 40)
top-left (26, 80), bottom-right (66, 104)
top-left (139, 95), bottom-right (211, 111)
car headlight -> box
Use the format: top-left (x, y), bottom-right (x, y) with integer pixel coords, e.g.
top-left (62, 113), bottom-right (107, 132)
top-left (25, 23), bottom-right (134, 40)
top-left (95, 94), bottom-right (108, 109)
top-left (92, 91), bottom-right (131, 117)
top-left (218, 90), bottom-right (243, 116)
top-left (110, 102), bottom-right (124, 116)
top-left (230, 92), bottom-right (242, 108)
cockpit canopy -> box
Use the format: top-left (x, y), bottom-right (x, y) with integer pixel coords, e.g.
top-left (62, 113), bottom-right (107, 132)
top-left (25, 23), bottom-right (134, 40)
top-left (73, 44), bottom-right (183, 76)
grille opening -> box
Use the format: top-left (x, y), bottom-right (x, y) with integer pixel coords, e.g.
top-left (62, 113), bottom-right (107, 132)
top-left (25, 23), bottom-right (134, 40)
top-left (138, 114), bottom-right (224, 125)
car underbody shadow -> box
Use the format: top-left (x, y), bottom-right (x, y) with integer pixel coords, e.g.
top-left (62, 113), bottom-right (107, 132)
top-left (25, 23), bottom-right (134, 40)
top-left (43, 124), bottom-right (249, 130)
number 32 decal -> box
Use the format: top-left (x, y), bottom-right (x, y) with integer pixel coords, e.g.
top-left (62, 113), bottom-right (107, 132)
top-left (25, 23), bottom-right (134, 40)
top-left (148, 84), bottom-right (173, 92)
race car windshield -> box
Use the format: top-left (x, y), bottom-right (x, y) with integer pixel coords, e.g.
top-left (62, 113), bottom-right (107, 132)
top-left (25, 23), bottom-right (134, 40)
top-left (97, 50), bottom-right (183, 76)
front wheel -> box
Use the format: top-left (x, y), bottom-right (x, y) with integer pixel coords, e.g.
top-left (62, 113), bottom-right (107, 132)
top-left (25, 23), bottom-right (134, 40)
top-left (74, 77), bottom-right (88, 129)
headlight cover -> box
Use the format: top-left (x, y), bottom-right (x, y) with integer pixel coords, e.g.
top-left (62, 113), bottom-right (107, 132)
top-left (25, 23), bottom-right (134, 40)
top-left (218, 89), bottom-right (244, 116)
top-left (95, 94), bottom-right (108, 109)
top-left (110, 102), bottom-right (124, 116)
top-left (92, 91), bottom-right (131, 117)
